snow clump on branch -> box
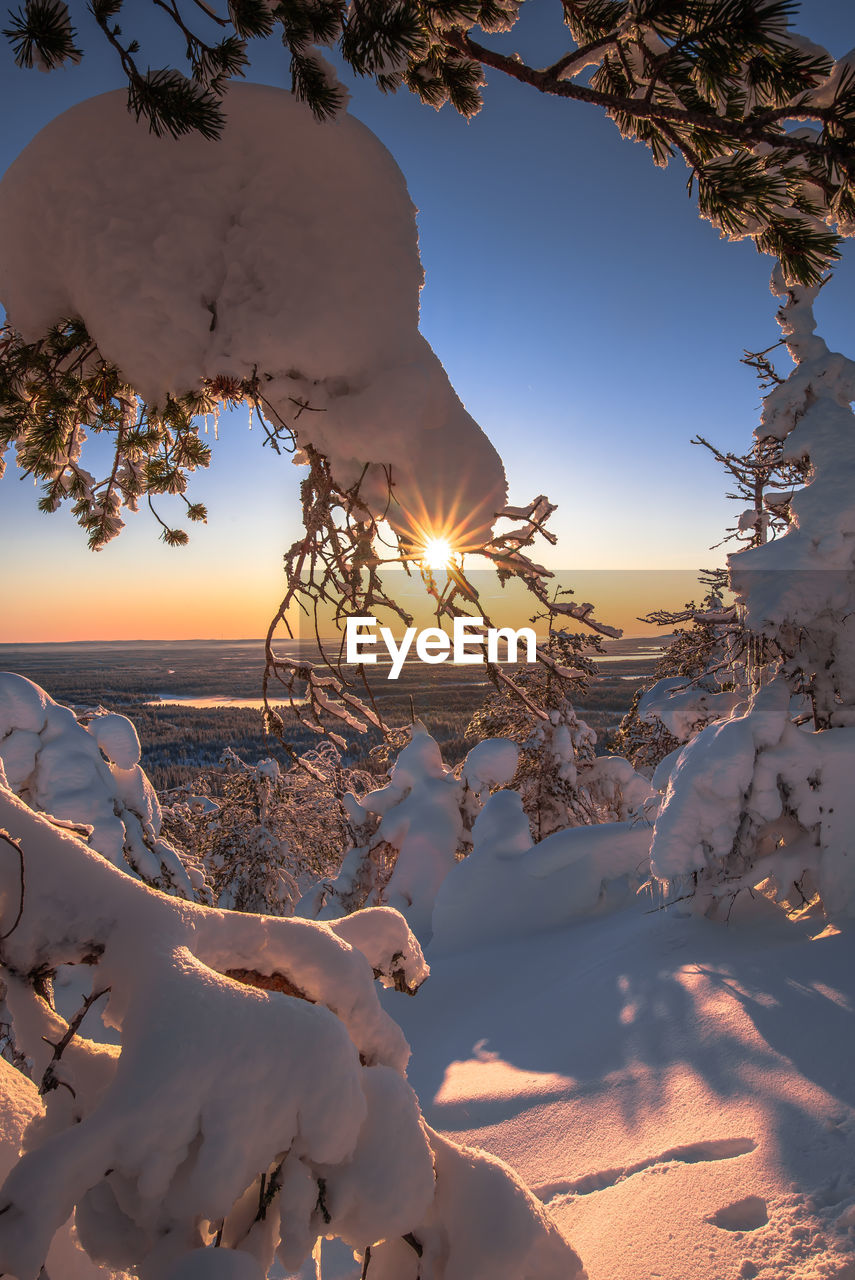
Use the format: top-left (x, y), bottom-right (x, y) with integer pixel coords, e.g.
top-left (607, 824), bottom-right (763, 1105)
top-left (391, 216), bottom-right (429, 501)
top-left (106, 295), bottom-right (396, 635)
top-left (0, 671), bottom-right (198, 897)
top-left (0, 83), bottom-right (506, 550)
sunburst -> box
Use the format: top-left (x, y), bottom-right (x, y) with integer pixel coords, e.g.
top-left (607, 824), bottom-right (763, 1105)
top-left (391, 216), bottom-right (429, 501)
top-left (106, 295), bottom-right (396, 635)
top-left (422, 536), bottom-right (453, 570)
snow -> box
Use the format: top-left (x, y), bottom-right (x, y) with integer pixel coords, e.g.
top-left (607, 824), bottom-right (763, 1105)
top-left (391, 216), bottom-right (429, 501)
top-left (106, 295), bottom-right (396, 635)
top-left (385, 899), bottom-right (855, 1280)
top-left (639, 676), bottom-right (743, 742)
top-left (431, 788), bottom-right (651, 953)
top-left (365, 1124), bottom-right (584, 1280)
top-left (460, 737), bottom-right (519, 798)
top-left (1, 682), bottom-right (855, 1278)
top-left (0, 1053), bottom-right (123, 1278)
top-left (0, 779), bottom-right (579, 1278)
top-left (327, 906), bottom-right (429, 994)
top-left (0, 672), bottom-right (195, 896)
top-left (89, 712), bottom-right (142, 769)
top-left (298, 722), bottom-right (467, 941)
top-left (166, 1251), bottom-right (265, 1280)
top-left (0, 83), bottom-right (507, 549)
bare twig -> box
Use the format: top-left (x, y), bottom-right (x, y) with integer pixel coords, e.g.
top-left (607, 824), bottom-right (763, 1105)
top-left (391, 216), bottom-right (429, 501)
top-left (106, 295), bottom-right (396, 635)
top-left (0, 830), bottom-right (24, 941)
top-left (40, 986), bottom-right (110, 1096)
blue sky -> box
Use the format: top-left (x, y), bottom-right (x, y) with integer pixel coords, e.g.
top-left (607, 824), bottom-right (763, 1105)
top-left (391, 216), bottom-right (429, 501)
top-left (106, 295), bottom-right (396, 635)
top-left (1, 1), bottom-right (854, 639)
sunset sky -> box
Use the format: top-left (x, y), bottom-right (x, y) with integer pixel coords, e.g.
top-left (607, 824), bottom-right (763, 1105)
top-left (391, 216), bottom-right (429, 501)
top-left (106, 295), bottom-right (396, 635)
top-left (1, 1), bottom-right (855, 641)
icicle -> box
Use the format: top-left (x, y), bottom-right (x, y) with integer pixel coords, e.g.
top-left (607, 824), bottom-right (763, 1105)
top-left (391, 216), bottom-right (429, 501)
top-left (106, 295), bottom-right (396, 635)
top-left (213, 404), bottom-right (220, 441)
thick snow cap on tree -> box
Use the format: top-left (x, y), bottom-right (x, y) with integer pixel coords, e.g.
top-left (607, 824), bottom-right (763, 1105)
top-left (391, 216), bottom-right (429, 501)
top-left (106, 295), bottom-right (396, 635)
top-left (729, 269), bottom-right (855, 655)
top-left (0, 83), bottom-right (506, 548)
top-left (0, 672), bottom-right (195, 896)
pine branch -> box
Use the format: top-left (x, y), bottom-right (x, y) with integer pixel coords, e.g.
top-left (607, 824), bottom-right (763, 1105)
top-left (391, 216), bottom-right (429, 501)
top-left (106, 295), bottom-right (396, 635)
top-left (4, 0), bottom-right (81, 70)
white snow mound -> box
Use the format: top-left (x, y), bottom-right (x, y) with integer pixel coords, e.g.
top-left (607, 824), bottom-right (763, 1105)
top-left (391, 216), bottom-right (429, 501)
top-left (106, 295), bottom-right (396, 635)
top-left (0, 84), bottom-right (506, 548)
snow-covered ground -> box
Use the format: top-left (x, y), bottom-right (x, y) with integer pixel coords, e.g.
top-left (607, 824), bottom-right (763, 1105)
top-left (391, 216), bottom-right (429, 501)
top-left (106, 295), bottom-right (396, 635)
top-left (375, 899), bottom-right (855, 1280)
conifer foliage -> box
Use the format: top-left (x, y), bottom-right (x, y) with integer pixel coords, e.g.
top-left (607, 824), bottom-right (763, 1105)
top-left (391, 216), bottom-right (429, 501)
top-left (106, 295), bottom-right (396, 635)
top-left (5, 0), bottom-right (855, 282)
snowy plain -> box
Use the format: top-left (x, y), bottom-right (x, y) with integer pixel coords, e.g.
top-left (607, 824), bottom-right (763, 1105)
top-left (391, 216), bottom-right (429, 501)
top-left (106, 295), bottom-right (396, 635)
top-left (379, 900), bottom-right (855, 1280)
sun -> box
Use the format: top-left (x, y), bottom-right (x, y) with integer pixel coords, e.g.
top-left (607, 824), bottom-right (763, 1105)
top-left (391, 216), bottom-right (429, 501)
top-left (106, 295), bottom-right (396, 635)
top-left (422, 537), bottom-right (453, 570)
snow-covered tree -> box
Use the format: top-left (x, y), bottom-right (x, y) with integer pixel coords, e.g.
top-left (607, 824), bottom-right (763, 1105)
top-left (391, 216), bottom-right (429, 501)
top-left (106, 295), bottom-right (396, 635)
top-left (649, 269), bottom-right (855, 919)
top-left (467, 630), bottom-right (652, 837)
top-left (0, 776), bottom-right (585, 1278)
top-left (5, 1), bottom-right (854, 283)
top-left (297, 721), bottom-right (519, 940)
top-left (612, 580), bottom-right (748, 775)
top-left (0, 671), bottom-right (202, 899)
top-left (161, 744), bottom-right (372, 915)
top-left (614, 369), bottom-right (813, 778)
top-left (192, 753), bottom-right (300, 915)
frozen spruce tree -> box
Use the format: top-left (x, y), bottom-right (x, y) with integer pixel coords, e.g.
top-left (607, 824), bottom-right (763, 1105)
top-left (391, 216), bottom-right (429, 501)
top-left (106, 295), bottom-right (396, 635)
top-left (614, 385), bottom-right (812, 775)
top-left (613, 582), bottom-right (748, 777)
top-left (193, 752), bottom-right (301, 916)
top-left (160, 744), bottom-right (370, 915)
top-left (650, 270), bottom-right (855, 919)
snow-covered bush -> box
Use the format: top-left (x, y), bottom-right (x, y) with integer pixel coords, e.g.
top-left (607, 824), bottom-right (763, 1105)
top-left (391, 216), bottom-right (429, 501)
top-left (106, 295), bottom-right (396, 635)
top-left (650, 271), bottom-right (855, 918)
top-left (161, 746), bottom-right (370, 916)
top-left (431, 788), bottom-right (653, 952)
top-left (466, 630), bottom-right (650, 837)
top-left (297, 722), bottom-right (518, 941)
top-left (649, 678), bottom-right (855, 917)
top-left (0, 671), bottom-right (199, 898)
top-left (196, 753), bottom-right (299, 915)
top-left (0, 780), bottom-right (585, 1278)
top-left (612, 581), bottom-right (760, 776)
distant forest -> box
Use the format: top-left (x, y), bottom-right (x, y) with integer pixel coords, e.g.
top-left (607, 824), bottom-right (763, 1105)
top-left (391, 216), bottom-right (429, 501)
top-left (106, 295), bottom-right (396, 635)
top-left (0, 639), bottom-right (659, 790)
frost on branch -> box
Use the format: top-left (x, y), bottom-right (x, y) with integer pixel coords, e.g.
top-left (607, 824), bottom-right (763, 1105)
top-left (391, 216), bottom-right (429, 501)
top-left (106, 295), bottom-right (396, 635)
top-left (0, 671), bottom-right (199, 898)
top-left (262, 490), bottom-right (620, 752)
top-left (0, 781), bottom-right (584, 1277)
top-left (160, 744), bottom-right (373, 917)
top-left (0, 83), bottom-right (506, 552)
